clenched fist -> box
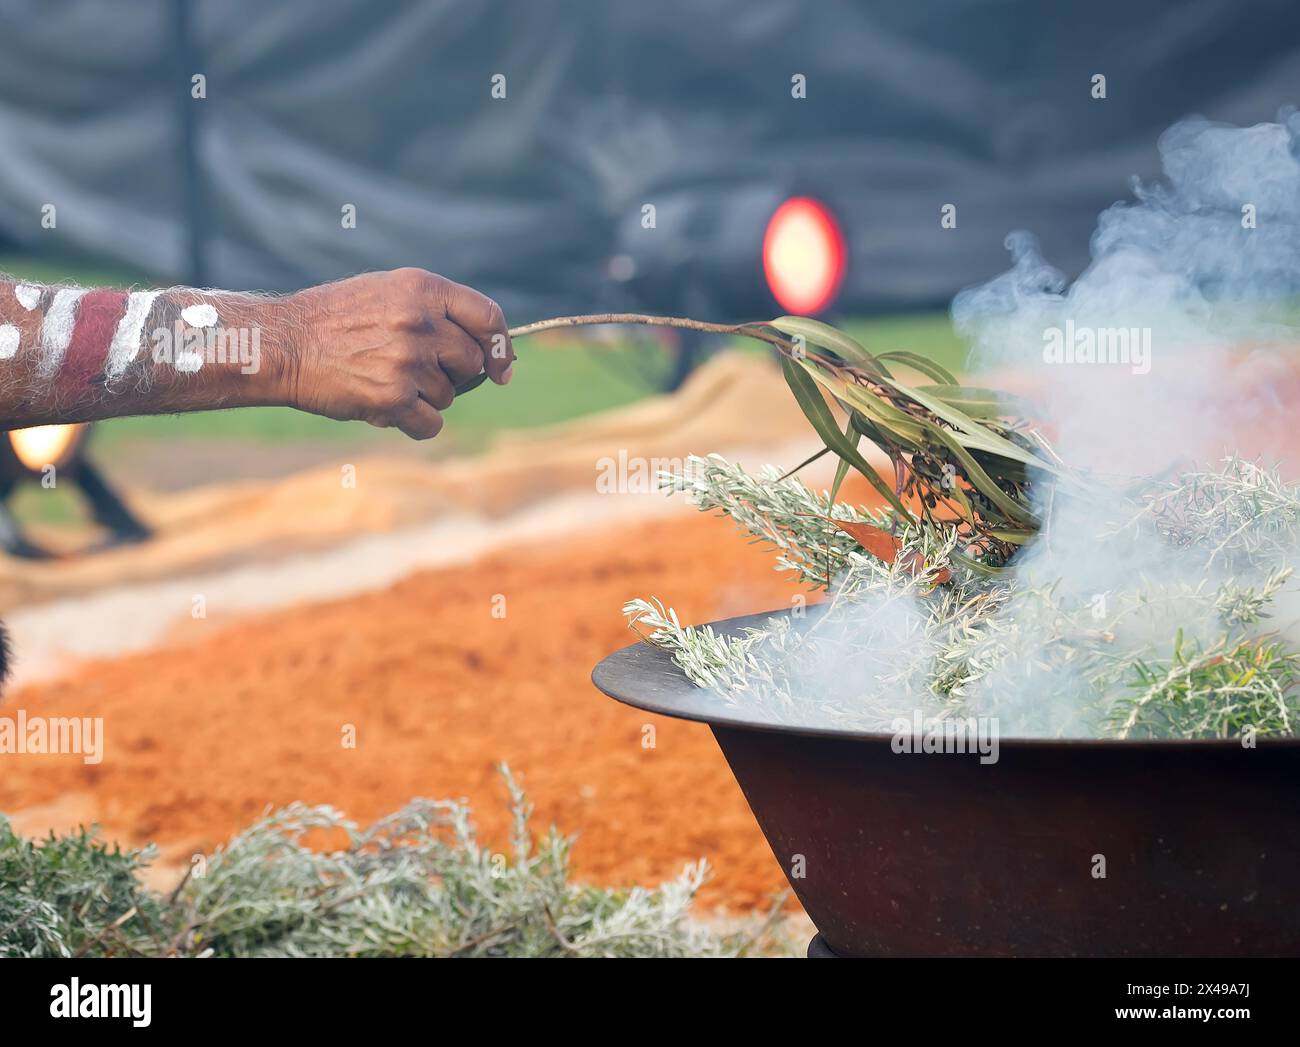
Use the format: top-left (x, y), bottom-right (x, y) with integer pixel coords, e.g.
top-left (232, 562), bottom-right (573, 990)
top-left (287, 269), bottom-right (515, 439)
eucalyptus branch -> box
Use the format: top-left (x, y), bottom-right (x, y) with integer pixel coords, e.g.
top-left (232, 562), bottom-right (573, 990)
top-left (506, 311), bottom-right (1058, 560)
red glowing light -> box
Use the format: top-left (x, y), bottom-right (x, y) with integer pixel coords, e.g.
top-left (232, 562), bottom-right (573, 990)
top-left (762, 197), bottom-right (846, 314)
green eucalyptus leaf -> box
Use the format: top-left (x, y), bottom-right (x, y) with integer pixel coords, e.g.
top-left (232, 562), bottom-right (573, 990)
top-left (926, 424), bottom-right (1040, 527)
top-left (771, 316), bottom-right (889, 376)
top-left (779, 356), bottom-right (912, 521)
top-left (916, 384), bottom-right (1039, 420)
top-left (875, 372), bottom-right (1062, 477)
top-left (874, 351), bottom-right (958, 386)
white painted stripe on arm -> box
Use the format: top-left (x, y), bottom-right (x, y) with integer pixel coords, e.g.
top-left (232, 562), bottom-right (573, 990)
top-left (173, 300), bottom-right (218, 372)
top-left (180, 302), bottom-right (218, 328)
top-left (105, 290), bottom-right (163, 379)
top-left (38, 288), bottom-right (88, 376)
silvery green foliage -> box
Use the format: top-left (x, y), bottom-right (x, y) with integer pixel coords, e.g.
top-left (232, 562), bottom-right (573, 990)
top-left (0, 817), bottom-right (164, 958)
top-left (624, 598), bottom-right (773, 704)
top-left (1127, 458), bottom-right (1300, 568)
top-left (3, 770), bottom-right (785, 958)
top-left (663, 453), bottom-right (889, 587)
top-left (629, 455), bottom-right (1300, 739)
top-left (170, 767), bottom-right (777, 957)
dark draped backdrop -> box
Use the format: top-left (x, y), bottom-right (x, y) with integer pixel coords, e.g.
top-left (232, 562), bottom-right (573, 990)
top-left (0, 0), bottom-right (1297, 320)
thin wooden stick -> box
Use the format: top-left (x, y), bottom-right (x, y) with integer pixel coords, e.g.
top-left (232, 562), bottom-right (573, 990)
top-left (509, 314), bottom-right (745, 338)
top-left (507, 313), bottom-right (793, 353)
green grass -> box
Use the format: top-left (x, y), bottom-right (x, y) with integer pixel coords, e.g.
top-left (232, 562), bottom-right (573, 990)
top-left (840, 313), bottom-right (971, 377)
top-left (0, 253), bottom-right (153, 290)
top-left (8, 483), bottom-right (81, 525)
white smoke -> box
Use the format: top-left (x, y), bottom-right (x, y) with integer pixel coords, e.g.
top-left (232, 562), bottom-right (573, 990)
top-left (943, 109), bottom-right (1300, 735)
top-left (952, 109), bottom-right (1300, 478)
top-left (722, 111), bottom-right (1300, 738)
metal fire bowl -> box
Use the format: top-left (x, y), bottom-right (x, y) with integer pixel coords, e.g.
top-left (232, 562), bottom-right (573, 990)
top-left (592, 609), bottom-right (1300, 957)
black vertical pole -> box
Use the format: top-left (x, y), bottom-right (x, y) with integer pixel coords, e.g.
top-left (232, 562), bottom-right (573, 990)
top-left (666, 329), bottom-right (702, 392)
top-left (172, 0), bottom-right (208, 287)
top-left (665, 279), bottom-right (710, 391)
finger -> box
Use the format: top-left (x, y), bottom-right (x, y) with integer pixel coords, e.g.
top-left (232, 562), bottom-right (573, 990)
top-left (440, 281), bottom-right (514, 385)
top-left (389, 397), bottom-right (445, 441)
top-left (416, 365), bottom-right (457, 412)
top-left (430, 319), bottom-right (486, 387)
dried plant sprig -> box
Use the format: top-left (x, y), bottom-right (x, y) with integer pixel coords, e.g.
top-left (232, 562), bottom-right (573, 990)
top-left (626, 456), bottom-right (1300, 739)
top-left (1109, 632), bottom-right (1299, 739)
top-left (624, 597), bottom-right (770, 694)
top-left (1124, 456), bottom-right (1300, 567)
top-left (169, 764), bottom-right (760, 958)
top-left (2, 767), bottom-right (792, 958)
top-left (661, 454), bottom-right (889, 588)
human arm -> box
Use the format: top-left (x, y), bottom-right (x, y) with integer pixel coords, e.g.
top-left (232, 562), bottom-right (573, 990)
top-left (0, 267), bottom-right (514, 438)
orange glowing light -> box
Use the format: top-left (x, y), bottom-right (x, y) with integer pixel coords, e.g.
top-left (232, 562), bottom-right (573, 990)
top-left (9, 424), bottom-right (82, 471)
top-left (762, 197), bottom-right (846, 314)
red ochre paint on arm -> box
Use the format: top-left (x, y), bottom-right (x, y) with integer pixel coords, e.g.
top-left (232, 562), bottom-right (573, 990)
top-left (59, 289), bottom-right (128, 393)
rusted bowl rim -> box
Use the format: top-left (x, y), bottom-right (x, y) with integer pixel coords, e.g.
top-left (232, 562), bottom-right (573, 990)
top-left (592, 608), bottom-right (1300, 751)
